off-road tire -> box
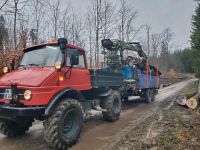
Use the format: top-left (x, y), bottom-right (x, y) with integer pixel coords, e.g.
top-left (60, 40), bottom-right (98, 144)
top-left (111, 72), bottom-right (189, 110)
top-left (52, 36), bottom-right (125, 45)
top-left (142, 89), bottom-right (153, 103)
top-left (151, 89), bottom-right (156, 101)
top-left (100, 91), bottom-right (121, 122)
top-left (0, 118), bottom-right (34, 137)
top-left (43, 99), bottom-right (83, 150)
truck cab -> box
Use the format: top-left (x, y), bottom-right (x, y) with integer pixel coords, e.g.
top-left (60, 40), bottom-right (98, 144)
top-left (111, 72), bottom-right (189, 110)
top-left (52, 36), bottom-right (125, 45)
top-left (0, 43), bottom-right (91, 106)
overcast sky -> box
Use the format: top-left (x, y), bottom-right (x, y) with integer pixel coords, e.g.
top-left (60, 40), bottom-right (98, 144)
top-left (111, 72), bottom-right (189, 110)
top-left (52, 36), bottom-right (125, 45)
top-left (69, 0), bottom-right (196, 49)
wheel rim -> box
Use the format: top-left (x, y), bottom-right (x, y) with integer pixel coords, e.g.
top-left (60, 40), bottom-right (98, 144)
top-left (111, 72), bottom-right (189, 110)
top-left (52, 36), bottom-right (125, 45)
top-left (60, 108), bottom-right (81, 141)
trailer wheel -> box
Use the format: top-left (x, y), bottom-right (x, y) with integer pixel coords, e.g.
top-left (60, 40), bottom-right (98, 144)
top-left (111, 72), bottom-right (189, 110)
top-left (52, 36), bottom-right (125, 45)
top-left (151, 90), bottom-right (156, 101)
top-left (0, 118), bottom-right (33, 137)
top-left (101, 91), bottom-right (121, 122)
top-left (43, 99), bottom-right (83, 150)
top-left (142, 89), bottom-right (153, 103)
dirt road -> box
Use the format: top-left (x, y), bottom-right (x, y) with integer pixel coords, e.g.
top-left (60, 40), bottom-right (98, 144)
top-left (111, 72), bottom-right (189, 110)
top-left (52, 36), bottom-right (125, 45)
top-left (0, 79), bottom-right (196, 150)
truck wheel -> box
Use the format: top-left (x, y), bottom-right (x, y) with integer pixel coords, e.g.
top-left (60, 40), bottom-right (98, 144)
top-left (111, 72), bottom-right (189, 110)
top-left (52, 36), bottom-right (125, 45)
top-left (101, 91), bottom-right (121, 122)
top-left (43, 99), bottom-right (83, 150)
top-left (0, 118), bottom-right (34, 137)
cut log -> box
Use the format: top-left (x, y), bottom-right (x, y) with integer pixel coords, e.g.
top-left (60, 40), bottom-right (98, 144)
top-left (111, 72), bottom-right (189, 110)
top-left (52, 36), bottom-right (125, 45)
top-left (186, 94), bottom-right (199, 109)
top-left (176, 95), bottom-right (187, 106)
top-left (184, 91), bottom-right (198, 99)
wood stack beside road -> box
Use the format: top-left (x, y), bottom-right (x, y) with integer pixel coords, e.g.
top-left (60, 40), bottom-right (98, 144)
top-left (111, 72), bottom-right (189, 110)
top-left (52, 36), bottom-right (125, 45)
top-left (176, 80), bottom-right (200, 109)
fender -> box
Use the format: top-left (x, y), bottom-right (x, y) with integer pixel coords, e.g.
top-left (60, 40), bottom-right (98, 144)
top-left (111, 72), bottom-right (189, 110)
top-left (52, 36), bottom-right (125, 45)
top-left (98, 89), bottom-right (112, 97)
top-left (45, 88), bottom-right (84, 116)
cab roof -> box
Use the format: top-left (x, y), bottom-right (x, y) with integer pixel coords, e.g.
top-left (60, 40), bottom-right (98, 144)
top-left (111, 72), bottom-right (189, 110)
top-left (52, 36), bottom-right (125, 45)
top-left (24, 43), bottom-right (85, 52)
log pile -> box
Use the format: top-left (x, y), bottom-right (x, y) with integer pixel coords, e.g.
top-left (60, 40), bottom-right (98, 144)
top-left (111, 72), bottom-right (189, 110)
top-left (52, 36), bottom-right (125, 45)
top-left (186, 94), bottom-right (199, 109)
top-left (176, 81), bottom-right (200, 110)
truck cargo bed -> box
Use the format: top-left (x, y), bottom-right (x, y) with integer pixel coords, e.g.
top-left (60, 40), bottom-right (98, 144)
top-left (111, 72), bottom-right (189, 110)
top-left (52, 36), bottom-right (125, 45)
top-left (90, 69), bottom-right (123, 88)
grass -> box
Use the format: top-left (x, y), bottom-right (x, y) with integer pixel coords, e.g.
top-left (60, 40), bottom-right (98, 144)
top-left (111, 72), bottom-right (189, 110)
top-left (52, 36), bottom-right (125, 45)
top-left (180, 82), bottom-right (199, 96)
top-left (155, 127), bottom-right (188, 148)
top-left (155, 81), bottom-right (199, 149)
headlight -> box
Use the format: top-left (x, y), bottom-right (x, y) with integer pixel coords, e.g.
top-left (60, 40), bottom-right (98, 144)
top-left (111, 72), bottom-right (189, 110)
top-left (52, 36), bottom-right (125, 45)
top-left (54, 61), bottom-right (61, 70)
top-left (3, 67), bottom-right (9, 74)
top-left (24, 90), bottom-right (32, 100)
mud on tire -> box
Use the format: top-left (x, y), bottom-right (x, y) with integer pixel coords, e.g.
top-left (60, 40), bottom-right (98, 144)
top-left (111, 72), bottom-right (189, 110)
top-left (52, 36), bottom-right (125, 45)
top-left (100, 91), bottom-right (121, 122)
top-left (142, 89), bottom-right (154, 103)
top-left (43, 99), bottom-right (83, 150)
top-left (0, 118), bottom-right (34, 137)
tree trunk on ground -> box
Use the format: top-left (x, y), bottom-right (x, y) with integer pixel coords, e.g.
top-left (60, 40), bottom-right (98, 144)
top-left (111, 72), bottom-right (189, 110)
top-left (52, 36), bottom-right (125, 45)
top-left (186, 94), bottom-right (199, 109)
top-left (176, 95), bottom-right (187, 106)
top-left (176, 92), bottom-right (198, 106)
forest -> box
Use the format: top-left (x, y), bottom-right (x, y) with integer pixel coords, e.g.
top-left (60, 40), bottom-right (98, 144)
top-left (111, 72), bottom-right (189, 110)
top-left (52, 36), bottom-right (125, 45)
top-left (0, 0), bottom-right (194, 73)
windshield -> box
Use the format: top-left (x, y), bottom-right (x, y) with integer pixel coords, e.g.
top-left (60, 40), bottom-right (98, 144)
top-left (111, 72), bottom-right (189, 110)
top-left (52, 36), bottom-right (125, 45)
top-left (20, 46), bottom-right (62, 67)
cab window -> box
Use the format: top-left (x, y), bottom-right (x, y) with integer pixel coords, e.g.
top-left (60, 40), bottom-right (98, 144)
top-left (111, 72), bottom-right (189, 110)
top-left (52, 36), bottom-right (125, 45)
top-left (66, 48), bottom-right (86, 68)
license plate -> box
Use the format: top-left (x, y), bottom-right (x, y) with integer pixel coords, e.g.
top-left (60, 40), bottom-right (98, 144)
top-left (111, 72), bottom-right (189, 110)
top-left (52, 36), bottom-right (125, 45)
top-left (3, 89), bottom-right (12, 99)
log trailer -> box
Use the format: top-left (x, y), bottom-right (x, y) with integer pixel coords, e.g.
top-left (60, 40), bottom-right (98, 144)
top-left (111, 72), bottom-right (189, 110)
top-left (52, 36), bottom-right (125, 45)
top-left (0, 38), bottom-right (123, 150)
top-left (101, 39), bottom-right (161, 103)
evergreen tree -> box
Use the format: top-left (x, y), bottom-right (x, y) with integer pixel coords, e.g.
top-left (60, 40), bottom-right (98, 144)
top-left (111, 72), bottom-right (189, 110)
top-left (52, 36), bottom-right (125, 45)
top-left (191, 2), bottom-right (200, 77)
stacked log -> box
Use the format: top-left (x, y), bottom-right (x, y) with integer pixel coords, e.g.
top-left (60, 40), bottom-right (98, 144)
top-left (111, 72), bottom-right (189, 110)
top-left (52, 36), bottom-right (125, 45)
top-left (176, 81), bottom-right (200, 110)
top-left (186, 94), bottom-right (199, 109)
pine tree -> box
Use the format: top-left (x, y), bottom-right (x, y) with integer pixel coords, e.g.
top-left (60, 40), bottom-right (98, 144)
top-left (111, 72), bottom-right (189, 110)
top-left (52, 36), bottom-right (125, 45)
top-left (191, 2), bottom-right (200, 77)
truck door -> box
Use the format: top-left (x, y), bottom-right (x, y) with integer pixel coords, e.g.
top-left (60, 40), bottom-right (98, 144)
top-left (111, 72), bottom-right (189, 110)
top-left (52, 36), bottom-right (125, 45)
top-left (61, 48), bottom-right (92, 90)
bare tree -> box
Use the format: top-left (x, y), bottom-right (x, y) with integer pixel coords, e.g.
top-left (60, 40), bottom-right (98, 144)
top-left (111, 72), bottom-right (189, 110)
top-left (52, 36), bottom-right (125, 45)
top-left (61, 4), bottom-right (71, 39)
top-left (0, 0), bottom-right (9, 10)
top-left (101, 0), bottom-right (115, 39)
top-left (5, 0), bottom-right (28, 48)
top-left (0, 15), bottom-right (9, 49)
top-left (159, 28), bottom-right (173, 72)
top-left (89, 0), bottom-right (103, 65)
top-left (117, 0), bottom-right (138, 41)
top-left (63, 9), bottom-right (85, 47)
top-left (47, 0), bottom-right (61, 39)
top-left (151, 33), bottom-right (162, 58)
top-left (161, 28), bottom-right (173, 51)
top-left (146, 25), bottom-right (151, 57)
top-left (86, 11), bottom-right (94, 67)
top-left (30, 0), bottom-right (46, 44)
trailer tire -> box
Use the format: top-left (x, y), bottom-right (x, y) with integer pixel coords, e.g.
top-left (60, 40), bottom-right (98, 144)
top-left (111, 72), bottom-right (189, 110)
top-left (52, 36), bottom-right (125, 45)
top-left (43, 99), bottom-right (83, 150)
top-left (0, 118), bottom-right (33, 137)
top-left (151, 89), bottom-right (156, 101)
top-left (142, 89), bottom-right (153, 103)
top-left (101, 91), bottom-right (121, 122)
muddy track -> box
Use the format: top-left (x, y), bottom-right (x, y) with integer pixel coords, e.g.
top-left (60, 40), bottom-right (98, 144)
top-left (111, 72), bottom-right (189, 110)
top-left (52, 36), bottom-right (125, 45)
top-left (0, 79), bottom-right (196, 150)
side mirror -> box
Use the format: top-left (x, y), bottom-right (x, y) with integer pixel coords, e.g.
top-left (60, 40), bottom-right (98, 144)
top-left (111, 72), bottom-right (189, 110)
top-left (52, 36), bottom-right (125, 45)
top-left (70, 55), bottom-right (79, 66)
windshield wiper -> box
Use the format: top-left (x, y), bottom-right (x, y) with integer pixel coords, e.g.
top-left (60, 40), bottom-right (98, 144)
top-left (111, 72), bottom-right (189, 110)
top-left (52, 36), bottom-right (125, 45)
top-left (19, 64), bottom-right (25, 67)
top-left (27, 63), bottom-right (41, 66)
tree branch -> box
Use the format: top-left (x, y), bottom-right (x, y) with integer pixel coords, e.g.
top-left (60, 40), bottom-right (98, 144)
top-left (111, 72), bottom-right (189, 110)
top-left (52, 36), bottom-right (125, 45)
top-left (0, 0), bottom-right (9, 10)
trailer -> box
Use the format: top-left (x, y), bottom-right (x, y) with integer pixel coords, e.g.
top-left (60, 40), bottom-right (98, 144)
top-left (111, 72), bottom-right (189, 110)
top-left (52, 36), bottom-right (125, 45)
top-left (101, 39), bottom-right (161, 103)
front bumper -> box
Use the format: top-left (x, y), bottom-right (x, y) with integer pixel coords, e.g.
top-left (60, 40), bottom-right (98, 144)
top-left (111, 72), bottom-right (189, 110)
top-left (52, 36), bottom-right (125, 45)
top-left (0, 105), bottom-right (46, 117)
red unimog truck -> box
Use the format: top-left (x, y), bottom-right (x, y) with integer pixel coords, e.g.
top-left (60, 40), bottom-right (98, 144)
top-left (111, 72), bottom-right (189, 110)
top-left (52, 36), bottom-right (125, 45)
top-left (0, 38), bottom-right (123, 150)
